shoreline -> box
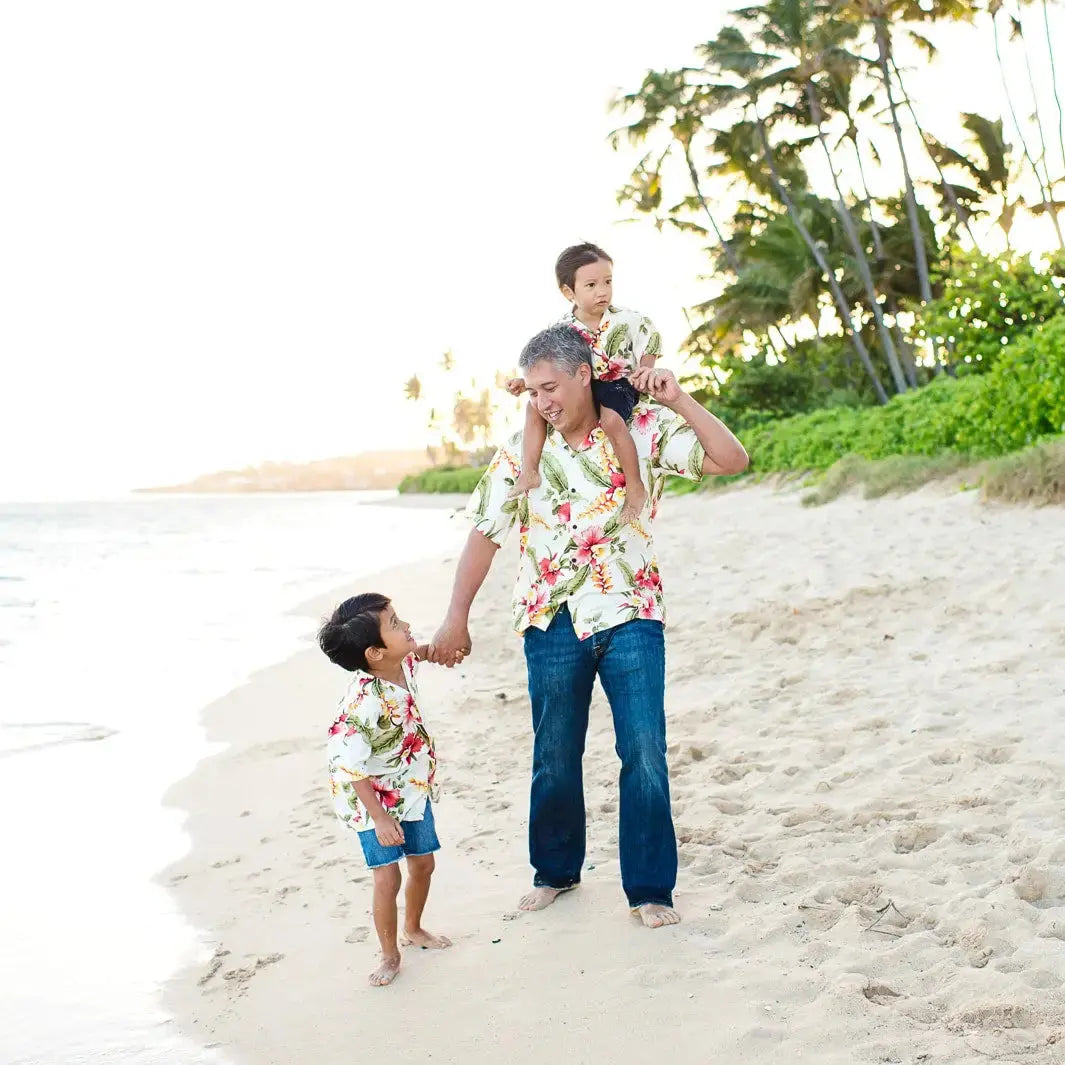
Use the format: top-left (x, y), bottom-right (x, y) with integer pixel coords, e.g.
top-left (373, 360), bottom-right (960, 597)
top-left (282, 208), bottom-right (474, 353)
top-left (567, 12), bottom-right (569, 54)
top-left (162, 486), bottom-right (1065, 1065)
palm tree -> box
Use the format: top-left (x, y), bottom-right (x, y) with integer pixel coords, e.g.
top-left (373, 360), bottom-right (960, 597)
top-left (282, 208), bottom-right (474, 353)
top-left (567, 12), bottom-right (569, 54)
top-left (702, 24), bottom-right (892, 400)
top-left (1041, 0), bottom-right (1065, 186)
top-left (989, 0), bottom-right (1065, 247)
top-left (731, 0), bottom-right (909, 390)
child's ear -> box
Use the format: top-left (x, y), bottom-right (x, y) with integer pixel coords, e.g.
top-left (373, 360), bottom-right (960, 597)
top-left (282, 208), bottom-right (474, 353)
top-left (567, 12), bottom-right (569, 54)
top-left (365, 645), bottom-right (385, 665)
top-left (560, 284), bottom-right (575, 303)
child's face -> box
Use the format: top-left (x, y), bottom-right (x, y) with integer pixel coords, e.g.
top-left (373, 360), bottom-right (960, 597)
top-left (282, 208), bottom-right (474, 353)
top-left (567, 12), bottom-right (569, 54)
top-left (374, 603), bottom-right (417, 662)
top-left (561, 258), bottom-right (612, 320)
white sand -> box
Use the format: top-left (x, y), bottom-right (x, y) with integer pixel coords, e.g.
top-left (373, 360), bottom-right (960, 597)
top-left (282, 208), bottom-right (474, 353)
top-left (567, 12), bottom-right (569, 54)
top-left (162, 484), bottom-right (1065, 1064)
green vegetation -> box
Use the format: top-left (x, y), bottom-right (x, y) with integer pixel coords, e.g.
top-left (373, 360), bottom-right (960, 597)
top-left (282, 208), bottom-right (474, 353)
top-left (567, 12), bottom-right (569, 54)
top-left (397, 465), bottom-right (487, 495)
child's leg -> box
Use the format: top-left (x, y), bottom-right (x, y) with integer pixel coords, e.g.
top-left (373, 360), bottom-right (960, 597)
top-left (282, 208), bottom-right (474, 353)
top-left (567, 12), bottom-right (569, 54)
top-left (508, 401), bottom-right (547, 498)
top-left (400, 853), bottom-right (452, 949)
top-left (369, 863), bottom-right (402, 986)
top-left (600, 407), bottom-right (647, 525)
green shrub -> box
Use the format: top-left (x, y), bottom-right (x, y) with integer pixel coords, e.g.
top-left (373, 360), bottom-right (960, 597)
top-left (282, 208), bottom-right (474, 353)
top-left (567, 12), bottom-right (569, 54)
top-left (397, 465), bottom-right (487, 494)
top-left (742, 316), bottom-right (1065, 472)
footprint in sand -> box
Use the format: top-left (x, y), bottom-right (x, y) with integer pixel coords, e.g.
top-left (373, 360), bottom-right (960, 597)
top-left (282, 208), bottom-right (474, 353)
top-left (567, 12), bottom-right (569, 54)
top-left (345, 926), bottom-right (370, 943)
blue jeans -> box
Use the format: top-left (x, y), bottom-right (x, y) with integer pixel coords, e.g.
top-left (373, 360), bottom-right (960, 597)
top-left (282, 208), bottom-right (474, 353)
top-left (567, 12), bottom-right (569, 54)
top-left (523, 605), bottom-right (676, 908)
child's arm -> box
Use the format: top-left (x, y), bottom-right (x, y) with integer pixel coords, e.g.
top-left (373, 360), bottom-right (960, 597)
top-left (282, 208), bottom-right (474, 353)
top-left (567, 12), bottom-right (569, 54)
top-left (351, 779), bottom-right (405, 846)
top-left (600, 406), bottom-right (647, 524)
top-left (507, 401), bottom-right (546, 498)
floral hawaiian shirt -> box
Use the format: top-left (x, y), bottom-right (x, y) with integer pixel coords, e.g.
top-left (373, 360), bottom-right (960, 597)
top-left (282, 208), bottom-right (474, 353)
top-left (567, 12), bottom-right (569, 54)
top-left (327, 652), bottom-right (437, 831)
top-left (560, 305), bottom-right (662, 383)
top-left (466, 400), bottom-right (705, 639)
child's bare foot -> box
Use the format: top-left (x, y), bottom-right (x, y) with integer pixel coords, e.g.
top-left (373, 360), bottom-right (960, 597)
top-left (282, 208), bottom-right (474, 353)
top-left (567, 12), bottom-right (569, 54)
top-left (618, 481), bottom-right (647, 526)
top-left (401, 927), bottom-right (452, 950)
top-left (506, 470), bottom-right (541, 500)
top-left (369, 952), bottom-right (401, 987)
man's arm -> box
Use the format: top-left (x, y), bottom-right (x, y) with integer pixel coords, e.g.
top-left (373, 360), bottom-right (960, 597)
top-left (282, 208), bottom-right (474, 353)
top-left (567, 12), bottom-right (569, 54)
top-left (630, 366), bottom-right (748, 477)
top-left (427, 529), bottom-right (500, 665)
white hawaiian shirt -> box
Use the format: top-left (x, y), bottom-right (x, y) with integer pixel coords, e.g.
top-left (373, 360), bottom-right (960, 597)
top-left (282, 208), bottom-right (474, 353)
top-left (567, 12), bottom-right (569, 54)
top-left (466, 400), bottom-right (705, 639)
top-left (560, 305), bottom-right (662, 383)
top-left (327, 652), bottom-right (437, 831)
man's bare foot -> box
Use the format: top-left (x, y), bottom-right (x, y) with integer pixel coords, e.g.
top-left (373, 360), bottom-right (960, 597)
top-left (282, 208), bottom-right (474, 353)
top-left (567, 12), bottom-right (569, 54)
top-left (632, 903), bottom-right (681, 928)
top-left (618, 483), bottom-right (647, 526)
top-left (400, 927), bottom-right (453, 950)
top-left (369, 953), bottom-right (401, 987)
top-left (518, 884), bottom-right (576, 911)
top-left (506, 470), bottom-right (541, 500)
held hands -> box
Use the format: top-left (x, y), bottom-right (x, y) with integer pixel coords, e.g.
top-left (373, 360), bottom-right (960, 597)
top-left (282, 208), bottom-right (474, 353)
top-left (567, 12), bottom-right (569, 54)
top-left (374, 816), bottom-right (405, 847)
top-left (505, 377), bottom-right (527, 397)
top-left (427, 616), bottom-right (472, 668)
top-left (628, 366), bottom-right (683, 406)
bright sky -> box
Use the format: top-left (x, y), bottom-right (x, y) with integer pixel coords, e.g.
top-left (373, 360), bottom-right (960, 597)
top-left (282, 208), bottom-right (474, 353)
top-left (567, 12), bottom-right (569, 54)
top-left (2, 2), bottom-right (1062, 499)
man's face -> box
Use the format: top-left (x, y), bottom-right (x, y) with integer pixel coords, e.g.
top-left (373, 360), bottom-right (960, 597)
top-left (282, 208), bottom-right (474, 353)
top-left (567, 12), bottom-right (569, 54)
top-left (523, 357), bottom-right (593, 437)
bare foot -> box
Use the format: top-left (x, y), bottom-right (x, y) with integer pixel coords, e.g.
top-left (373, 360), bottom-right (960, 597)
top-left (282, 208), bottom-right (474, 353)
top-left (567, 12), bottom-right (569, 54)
top-left (400, 927), bottom-right (453, 950)
top-left (618, 482), bottom-right (647, 526)
top-left (632, 903), bottom-right (681, 928)
top-left (518, 884), bottom-right (576, 911)
top-left (369, 953), bottom-right (401, 987)
top-left (506, 470), bottom-right (542, 500)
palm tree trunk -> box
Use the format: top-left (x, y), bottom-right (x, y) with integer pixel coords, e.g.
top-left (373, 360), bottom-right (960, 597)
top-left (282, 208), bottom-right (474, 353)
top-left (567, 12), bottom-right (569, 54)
top-left (848, 135), bottom-right (885, 261)
top-left (806, 84), bottom-right (908, 394)
top-left (1017, 13), bottom-right (1059, 191)
top-left (874, 20), bottom-right (933, 304)
top-left (681, 137), bottom-right (792, 356)
top-left (888, 55), bottom-right (981, 251)
top-left (993, 7), bottom-right (1065, 248)
top-left (1043, 0), bottom-right (1065, 185)
top-left (755, 115), bottom-right (890, 404)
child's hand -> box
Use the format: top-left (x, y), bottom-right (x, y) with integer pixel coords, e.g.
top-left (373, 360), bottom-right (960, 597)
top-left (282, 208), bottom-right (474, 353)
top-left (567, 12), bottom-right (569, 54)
top-left (505, 377), bottom-right (526, 397)
top-left (374, 817), bottom-right (405, 848)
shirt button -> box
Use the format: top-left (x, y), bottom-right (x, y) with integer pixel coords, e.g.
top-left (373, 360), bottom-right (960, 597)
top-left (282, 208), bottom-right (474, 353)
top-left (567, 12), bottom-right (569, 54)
top-left (572, 524), bottom-right (578, 530)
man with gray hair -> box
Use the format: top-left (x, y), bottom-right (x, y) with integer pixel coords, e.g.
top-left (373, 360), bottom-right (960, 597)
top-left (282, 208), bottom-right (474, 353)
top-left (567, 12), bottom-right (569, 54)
top-left (429, 324), bottom-right (747, 928)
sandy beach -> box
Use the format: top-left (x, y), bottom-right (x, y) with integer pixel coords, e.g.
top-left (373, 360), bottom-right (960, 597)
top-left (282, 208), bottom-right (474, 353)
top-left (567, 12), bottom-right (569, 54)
top-left (162, 484), bottom-right (1065, 1065)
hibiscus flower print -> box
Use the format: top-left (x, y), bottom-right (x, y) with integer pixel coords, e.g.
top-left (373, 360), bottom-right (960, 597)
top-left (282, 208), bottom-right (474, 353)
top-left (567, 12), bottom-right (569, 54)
top-left (372, 779), bottom-right (401, 809)
top-left (632, 406), bottom-right (656, 433)
top-left (328, 714), bottom-right (347, 736)
top-left (574, 525), bottom-right (611, 565)
top-left (598, 354), bottom-right (628, 382)
top-left (538, 553), bottom-right (562, 586)
top-left (636, 592), bottom-right (658, 619)
top-left (399, 731), bottom-right (425, 765)
top-left (633, 565), bottom-right (662, 592)
top-left (523, 585), bottom-right (549, 620)
top-left (556, 501), bottom-right (571, 524)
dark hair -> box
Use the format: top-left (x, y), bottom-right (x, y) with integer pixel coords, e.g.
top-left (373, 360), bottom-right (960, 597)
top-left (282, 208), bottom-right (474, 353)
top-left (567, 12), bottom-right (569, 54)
top-left (317, 592), bottom-right (390, 672)
top-left (555, 242), bottom-right (612, 291)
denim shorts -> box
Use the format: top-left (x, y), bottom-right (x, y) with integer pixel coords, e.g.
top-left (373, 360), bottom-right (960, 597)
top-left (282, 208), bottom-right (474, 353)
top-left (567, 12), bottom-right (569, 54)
top-left (357, 800), bottom-right (441, 869)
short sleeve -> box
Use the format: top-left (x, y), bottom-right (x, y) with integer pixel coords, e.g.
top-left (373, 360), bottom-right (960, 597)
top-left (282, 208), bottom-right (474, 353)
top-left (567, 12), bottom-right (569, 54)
top-left (650, 406), bottom-right (705, 483)
top-left (633, 313), bottom-right (662, 362)
top-left (464, 433), bottom-right (522, 546)
top-left (327, 687), bottom-right (378, 778)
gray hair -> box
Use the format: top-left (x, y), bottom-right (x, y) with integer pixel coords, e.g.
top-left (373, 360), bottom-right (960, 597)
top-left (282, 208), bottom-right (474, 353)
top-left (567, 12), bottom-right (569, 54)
top-left (517, 325), bottom-right (593, 376)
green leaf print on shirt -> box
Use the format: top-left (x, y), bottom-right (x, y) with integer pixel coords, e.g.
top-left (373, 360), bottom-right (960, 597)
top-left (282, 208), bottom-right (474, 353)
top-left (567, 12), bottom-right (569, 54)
top-left (541, 453), bottom-right (569, 496)
top-left (603, 323), bottom-right (631, 358)
top-left (577, 453), bottom-right (613, 489)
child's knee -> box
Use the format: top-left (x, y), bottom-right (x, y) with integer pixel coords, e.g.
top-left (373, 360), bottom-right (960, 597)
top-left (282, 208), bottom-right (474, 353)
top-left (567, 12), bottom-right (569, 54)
top-left (374, 863), bottom-right (402, 894)
top-left (406, 853), bottom-right (436, 878)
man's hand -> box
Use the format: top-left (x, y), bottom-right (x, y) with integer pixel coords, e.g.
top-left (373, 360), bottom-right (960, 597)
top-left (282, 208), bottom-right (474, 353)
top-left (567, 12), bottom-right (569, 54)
top-left (428, 616), bottom-right (472, 667)
top-left (629, 366), bottom-right (683, 407)
top-left (374, 816), bottom-right (405, 847)
top-left (505, 377), bottom-right (527, 397)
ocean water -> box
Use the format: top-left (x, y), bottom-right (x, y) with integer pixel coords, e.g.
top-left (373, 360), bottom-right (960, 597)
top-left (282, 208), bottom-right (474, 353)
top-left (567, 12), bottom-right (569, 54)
top-left (0, 492), bottom-right (467, 1065)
